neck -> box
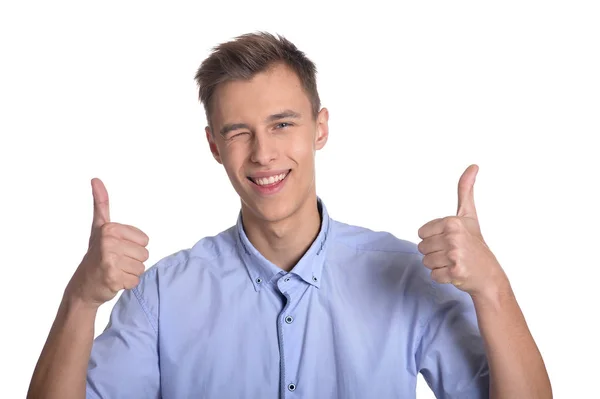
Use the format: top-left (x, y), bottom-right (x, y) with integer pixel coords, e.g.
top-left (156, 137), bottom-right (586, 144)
top-left (241, 195), bottom-right (321, 272)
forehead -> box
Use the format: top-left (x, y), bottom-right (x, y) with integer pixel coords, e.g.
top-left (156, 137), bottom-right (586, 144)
top-left (211, 63), bottom-right (311, 126)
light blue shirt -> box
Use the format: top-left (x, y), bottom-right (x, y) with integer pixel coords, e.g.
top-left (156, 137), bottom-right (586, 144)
top-left (86, 199), bottom-right (489, 398)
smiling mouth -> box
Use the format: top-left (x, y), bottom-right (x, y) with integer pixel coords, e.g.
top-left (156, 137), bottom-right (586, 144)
top-left (247, 170), bottom-right (291, 186)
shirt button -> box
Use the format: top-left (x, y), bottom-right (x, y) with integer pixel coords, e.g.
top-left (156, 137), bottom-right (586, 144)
top-left (288, 383), bottom-right (296, 391)
top-left (284, 277), bottom-right (291, 282)
top-left (312, 276), bottom-right (318, 282)
top-left (285, 315), bottom-right (294, 324)
top-left (256, 277), bottom-right (262, 284)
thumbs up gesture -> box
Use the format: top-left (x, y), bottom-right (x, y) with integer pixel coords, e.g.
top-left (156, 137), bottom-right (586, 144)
top-left (65, 178), bottom-right (150, 308)
top-left (417, 165), bottom-right (508, 296)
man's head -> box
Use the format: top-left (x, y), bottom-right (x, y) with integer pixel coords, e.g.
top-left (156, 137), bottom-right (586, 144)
top-left (195, 32), bottom-right (329, 224)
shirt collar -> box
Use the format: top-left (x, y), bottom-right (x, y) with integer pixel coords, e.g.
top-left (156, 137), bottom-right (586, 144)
top-left (235, 197), bottom-right (331, 291)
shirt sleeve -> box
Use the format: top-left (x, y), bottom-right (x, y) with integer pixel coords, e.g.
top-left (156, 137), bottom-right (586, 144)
top-left (86, 267), bottom-right (160, 399)
top-left (413, 266), bottom-right (490, 399)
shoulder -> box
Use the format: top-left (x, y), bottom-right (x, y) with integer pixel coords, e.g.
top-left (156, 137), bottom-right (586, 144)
top-left (328, 218), bottom-right (446, 296)
top-left (135, 225), bottom-right (238, 293)
top-left (326, 219), bottom-right (428, 287)
top-left (329, 219), bottom-right (475, 320)
top-left (329, 219), bottom-right (421, 256)
top-left (150, 224), bottom-right (237, 268)
top-left (129, 225), bottom-right (238, 320)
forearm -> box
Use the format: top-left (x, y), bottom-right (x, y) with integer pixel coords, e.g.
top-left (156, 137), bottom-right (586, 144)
top-left (471, 280), bottom-right (552, 399)
top-left (27, 290), bottom-right (98, 399)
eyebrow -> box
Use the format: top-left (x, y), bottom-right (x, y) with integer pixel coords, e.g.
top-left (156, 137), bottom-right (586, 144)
top-left (219, 109), bottom-right (302, 136)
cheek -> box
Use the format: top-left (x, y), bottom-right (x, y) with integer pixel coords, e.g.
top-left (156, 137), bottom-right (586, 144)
top-left (221, 143), bottom-right (247, 166)
top-left (287, 132), bottom-right (315, 161)
top-left (217, 146), bottom-right (245, 180)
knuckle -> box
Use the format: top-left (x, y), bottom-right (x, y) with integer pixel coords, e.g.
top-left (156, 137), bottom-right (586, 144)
top-left (133, 261), bottom-right (145, 276)
top-left (100, 222), bottom-right (118, 236)
top-left (444, 217), bottom-right (463, 232)
top-left (429, 269), bottom-right (438, 281)
top-left (431, 269), bottom-right (449, 284)
top-left (422, 255), bottom-right (432, 269)
top-left (129, 225), bottom-right (149, 246)
top-left (447, 248), bottom-right (460, 263)
top-left (104, 268), bottom-right (121, 290)
top-left (446, 232), bottom-right (461, 246)
top-left (450, 264), bottom-right (465, 278)
top-left (102, 249), bottom-right (119, 267)
top-left (99, 235), bottom-right (118, 252)
top-left (142, 247), bottom-right (150, 262)
top-left (142, 233), bottom-right (150, 246)
top-left (124, 276), bottom-right (140, 290)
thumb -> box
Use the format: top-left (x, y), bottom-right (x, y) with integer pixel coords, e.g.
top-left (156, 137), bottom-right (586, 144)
top-left (457, 164), bottom-right (479, 219)
top-left (91, 178), bottom-right (110, 229)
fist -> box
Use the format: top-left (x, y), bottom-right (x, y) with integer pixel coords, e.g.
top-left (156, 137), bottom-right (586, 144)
top-left (65, 178), bottom-right (149, 308)
top-left (417, 165), bottom-right (507, 296)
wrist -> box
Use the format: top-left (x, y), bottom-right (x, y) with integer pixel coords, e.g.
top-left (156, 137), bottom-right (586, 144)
top-left (470, 273), bottom-right (514, 310)
top-left (62, 285), bottom-right (101, 314)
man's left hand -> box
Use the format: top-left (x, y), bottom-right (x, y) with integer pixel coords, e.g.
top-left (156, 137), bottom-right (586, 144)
top-left (417, 164), bottom-right (508, 297)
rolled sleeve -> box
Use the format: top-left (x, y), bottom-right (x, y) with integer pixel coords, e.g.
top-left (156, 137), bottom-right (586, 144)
top-left (86, 268), bottom-right (160, 399)
top-left (415, 279), bottom-right (490, 399)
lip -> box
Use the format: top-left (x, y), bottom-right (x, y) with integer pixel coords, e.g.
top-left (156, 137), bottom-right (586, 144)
top-left (247, 169), bottom-right (291, 179)
top-left (247, 169), bottom-right (291, 196)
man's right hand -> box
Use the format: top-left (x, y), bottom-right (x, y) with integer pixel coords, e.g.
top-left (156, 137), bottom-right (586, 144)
top-left (65, 178), bottom-right (150, 308)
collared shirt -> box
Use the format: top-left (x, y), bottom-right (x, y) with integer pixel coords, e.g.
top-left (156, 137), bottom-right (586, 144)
top-left (86, 199), bottom-right (489, 398)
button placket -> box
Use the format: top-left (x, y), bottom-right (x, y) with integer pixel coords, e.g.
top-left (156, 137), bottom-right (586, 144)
top-left (278, 283), bottom-right (309, 396)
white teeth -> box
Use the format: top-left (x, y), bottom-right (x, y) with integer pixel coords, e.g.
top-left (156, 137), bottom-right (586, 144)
top-left (253, 172), bottom-right (288, 186)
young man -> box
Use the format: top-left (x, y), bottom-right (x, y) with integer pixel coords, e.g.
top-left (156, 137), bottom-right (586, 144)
top-left (28, 32), bottom-right (552, 398)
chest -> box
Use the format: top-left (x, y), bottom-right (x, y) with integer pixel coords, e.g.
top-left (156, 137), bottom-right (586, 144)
top-left (156, 277), bottom-right (418, 398)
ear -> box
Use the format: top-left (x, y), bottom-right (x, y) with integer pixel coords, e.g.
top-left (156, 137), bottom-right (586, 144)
top-left (205, 126), bottom-right (223, 164)
top-left (314, 107), bottom-right (329, 151)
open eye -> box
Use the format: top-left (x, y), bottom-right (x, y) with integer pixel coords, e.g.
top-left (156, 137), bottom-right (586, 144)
top-left (276, 122), bottom-right (293, 129)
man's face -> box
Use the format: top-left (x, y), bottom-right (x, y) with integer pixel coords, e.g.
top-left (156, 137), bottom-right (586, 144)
top-left (206, 63), bottom-right (329, 223)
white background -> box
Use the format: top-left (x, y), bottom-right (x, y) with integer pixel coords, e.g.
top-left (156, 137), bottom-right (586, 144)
top-left (1, 1), bottom-right (598, 397)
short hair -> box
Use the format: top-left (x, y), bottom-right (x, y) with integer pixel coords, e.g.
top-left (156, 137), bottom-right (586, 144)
top-left (194, 31), bottom-right (321, 130)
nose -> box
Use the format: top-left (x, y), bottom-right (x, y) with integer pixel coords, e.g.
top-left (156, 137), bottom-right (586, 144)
top-left (250, 132), bottom-right (278, 165)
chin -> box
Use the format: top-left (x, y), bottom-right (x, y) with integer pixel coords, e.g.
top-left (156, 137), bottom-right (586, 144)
top-left (251, 197), bottom-right (294, 222)
top-left (239, 192), bottom-right (297, 224)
